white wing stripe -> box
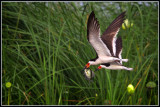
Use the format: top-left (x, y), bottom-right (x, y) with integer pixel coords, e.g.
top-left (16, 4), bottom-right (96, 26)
top-left (112, 29), bottom-right (120, 56)
top-left (118, 50), bottom-right (122, 64)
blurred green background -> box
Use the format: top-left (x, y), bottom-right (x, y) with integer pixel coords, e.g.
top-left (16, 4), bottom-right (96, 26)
top-left (2, 2), bottom-right (158, 105)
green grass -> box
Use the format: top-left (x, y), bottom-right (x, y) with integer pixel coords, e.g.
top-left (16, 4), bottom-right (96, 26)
top-left (2, 2), bottom-right (158, 105)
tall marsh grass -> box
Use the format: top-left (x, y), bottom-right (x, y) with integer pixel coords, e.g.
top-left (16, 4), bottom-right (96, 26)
top-left (2, 2), bottom-right (158, 105)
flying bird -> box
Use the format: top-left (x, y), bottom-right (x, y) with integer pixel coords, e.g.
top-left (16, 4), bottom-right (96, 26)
top-left (83, 36), bottom-right (133, 81)
top-left (95, 36), bottom-right (133, 71)
top-left (84, 11), bottom-right (128, 70)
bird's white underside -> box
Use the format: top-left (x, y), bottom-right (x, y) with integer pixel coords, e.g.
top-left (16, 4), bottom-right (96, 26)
top-left (101, 64), bottom-right (132, 71)
top-left (89, 55), bottom-right (121, 65)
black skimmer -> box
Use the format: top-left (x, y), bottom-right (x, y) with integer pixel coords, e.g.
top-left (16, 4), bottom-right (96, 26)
top-left (84, 11), bottom-right (128, 69)
top-left (95, 36), bottom-right (133, 71)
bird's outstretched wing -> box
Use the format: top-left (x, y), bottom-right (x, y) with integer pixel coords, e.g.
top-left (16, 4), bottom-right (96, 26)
top-left (101, 12), bottom-right (126, 57)
top-left (87, 11), bottom-right (111, 57)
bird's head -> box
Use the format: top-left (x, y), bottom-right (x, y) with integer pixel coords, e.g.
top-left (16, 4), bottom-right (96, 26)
top-left (84, 61), bottom-right (95, 69)
top-left (88, 61), bottom-right (96, 65)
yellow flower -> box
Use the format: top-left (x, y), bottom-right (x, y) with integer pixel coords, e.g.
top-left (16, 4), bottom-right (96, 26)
top-left (122, 19), bottom-right (133, 30)
top-left (6, 82), bottom-right (12, 88)
top-left (95, 93), bottom-right (98, 97)
top-left (131, 23), bottom-right (133, 27)
top-left (127, 84), bottom-right (135, 94)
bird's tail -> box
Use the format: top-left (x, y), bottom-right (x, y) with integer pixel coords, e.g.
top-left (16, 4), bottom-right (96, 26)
top-left (124, 67), bottom-right (133, 71)
top-left (121, 59), bottom-right (128, 62)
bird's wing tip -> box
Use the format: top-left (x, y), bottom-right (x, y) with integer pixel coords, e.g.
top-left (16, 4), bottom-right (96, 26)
top-left (122, 11), bottom-right (126, 14)
top-left (90, 11), bottom-right (95, 16)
